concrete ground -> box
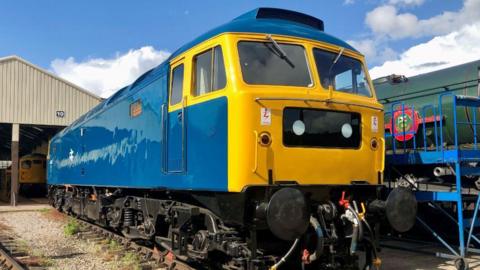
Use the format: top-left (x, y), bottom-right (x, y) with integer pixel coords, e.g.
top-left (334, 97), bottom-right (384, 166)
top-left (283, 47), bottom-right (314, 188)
top-left (0, 196), bottom-right (50, 212)
top-left (380, 248), bottom-right (480, 269)
top-left (378, 238), bottom-right (480, 269)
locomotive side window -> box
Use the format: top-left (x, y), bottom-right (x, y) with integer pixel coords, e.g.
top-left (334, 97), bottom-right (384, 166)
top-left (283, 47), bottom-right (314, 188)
top-left (21, 160), bottom-right (31, 169)
top-left (33, 160), bottom-right (42, 165)
top-left (237, 41), bottom-right (312, 87)
top-left (313, 49), bottom-right (372, 97)
top-left (193, 46), bottom-right (226, 96)
top-left (170, 64), bottom-right (184, 105)
top-left (213, 47), bottom-right (226, 90)
top-left (195, 50), bottom-right (212, 94)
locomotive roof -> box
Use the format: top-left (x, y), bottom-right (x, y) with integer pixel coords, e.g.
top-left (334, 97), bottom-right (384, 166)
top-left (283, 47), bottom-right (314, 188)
top-left (21, 153), bottom-right (46, 159)
top-left (169, 7), bottom-right (357, 60)
top-left (123, 8), bottom-right (357, 100)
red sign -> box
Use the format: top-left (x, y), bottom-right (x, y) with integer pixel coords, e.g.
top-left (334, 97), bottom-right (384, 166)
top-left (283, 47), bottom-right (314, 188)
top-left (385, 106), bottom-right (443, 142)
top-left (387, 107), bottom-right (420, 142)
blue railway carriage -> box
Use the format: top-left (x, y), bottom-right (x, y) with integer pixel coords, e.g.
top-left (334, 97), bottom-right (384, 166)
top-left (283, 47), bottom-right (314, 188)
top-left (48, 8), bottom-right (410, 270)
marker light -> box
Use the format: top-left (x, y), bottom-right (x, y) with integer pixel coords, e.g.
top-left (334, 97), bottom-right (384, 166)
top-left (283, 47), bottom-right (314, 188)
top-left (259, 132), bottom-right (272, 146)
top-left (370, 138), bottom-right (379, 150)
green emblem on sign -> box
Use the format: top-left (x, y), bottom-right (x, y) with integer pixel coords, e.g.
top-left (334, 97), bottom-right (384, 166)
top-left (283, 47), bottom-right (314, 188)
top-left (395, 114), bottom-right (412, 132)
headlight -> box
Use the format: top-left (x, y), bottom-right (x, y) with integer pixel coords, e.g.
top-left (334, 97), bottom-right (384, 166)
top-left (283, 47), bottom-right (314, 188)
top-left (341, 123), bottom-right (353, 138)
top-left (292, 120), bottom-right (305, 136)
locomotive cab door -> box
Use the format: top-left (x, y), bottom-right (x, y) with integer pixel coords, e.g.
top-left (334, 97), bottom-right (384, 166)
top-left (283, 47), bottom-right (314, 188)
top-left (165, 61), bottom-right (186, 173)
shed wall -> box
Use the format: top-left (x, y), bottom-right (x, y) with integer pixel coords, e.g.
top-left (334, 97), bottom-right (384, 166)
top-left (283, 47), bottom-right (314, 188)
top-left (0, 57), bottom-right (101, 126)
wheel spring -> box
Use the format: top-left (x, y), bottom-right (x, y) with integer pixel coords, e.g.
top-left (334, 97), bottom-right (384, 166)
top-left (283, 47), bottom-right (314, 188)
top-left (124, 208), bottom-right (134, 227)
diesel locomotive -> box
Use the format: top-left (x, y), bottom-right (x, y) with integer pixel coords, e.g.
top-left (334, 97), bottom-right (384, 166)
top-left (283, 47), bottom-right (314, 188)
top-left (19, 153), bottom-right (47, 194)
top-left (20, 154), bottom-right (47, 185)
top-left (48, 8), bottom-right (405, 269)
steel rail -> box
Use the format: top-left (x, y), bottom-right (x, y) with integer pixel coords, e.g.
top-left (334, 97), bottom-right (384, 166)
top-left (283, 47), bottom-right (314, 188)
top-left (0, 241), bottom-right (26, 270)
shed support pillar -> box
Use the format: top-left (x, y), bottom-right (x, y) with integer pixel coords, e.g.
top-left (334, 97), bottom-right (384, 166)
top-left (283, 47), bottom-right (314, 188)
top-left (10, 123), bottom-right (19, 206)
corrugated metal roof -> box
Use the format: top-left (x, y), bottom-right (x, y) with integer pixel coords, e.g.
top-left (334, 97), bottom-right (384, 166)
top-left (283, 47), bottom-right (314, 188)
top-left (0, 55), bottom-right (102, 126)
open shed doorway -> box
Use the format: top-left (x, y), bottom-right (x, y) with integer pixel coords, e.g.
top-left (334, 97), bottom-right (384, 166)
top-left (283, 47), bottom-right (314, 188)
top-left (0, 123), bottom-right (64, 203)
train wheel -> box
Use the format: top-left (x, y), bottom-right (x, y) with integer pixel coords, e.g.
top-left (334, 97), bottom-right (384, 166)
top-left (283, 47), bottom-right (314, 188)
top-left (455, 258), bottom-right (469, 270)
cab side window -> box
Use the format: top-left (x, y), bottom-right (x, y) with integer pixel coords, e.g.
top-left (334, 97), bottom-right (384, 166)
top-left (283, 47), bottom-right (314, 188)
top-left (194, 46), bottom-right (226, 96)
top-left (21, 160), bottom-right (31, 169)
top-left (170, 64), bottom-right (184, 105)
top-left (33, 159), bottom-right (42, 166)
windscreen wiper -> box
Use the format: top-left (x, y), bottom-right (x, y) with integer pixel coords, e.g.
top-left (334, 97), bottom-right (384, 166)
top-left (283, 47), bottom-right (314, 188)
top-left (326, 47), bottom-right (345, 100)
top-left (266, 34), bottom-right (295, 68)
top-left (327, 47), bottom-right (344, 77)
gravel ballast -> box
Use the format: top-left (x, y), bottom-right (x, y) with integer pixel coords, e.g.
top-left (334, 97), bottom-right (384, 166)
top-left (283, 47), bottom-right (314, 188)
top-left (0, 210), bottom-right (118, 270)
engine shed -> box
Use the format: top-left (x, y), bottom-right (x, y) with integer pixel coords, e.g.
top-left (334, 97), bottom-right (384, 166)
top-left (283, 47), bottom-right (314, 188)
top-left (0, 55), bottom-right (101, 205)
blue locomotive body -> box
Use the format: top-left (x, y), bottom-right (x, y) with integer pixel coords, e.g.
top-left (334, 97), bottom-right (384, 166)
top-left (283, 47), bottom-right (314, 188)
top-left (48, 64), bottom-right (228, 191)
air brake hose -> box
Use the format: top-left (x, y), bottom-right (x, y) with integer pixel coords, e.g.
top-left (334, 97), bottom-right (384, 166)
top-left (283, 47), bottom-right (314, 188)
top-left (305, 216), bottom-right (324, 263)
top-left (270, 238), bottom-right (300, 270)
top-left (362, 218), bottom-right (380, 266)
top-left (344, 205), bottom-right (363, 255)
top-left (349, 222), bottom-right (358, 255)
top-left (353, 201), bottom-right (381, 269)
top-left (362, 219), bottom-right (377, 254)
top-left (348, 205), bottom-right (364, 241)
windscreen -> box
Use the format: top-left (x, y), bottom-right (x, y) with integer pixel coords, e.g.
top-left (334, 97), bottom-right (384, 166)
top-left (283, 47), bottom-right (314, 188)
top-left (313, 48), bottom-right (372, 97)
top-left (238, 41), bottom-right (312, 87)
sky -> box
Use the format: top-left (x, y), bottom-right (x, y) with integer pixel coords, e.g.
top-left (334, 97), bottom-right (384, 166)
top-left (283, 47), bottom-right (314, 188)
top-left (1, 0), bottom-right (479, 98)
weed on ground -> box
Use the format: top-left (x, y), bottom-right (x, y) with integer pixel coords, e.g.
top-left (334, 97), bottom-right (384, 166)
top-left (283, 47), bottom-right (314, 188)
top-left (63, 218), bottom-right (80, 236)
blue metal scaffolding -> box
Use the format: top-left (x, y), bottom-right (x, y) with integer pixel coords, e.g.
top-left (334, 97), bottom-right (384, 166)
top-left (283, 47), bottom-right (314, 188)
top-left (385, 93), bottom-right (480, 265)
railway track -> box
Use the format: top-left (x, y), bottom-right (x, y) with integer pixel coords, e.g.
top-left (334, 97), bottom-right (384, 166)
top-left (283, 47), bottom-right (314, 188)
top-left (0, 234), bottom-right (29, 270)
top-left (73, 218), bottom-right (195, 270)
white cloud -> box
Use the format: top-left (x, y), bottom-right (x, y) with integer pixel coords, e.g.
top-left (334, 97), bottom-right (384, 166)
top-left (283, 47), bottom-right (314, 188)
top-left (349, 39), bottom-right (377, 60)
top-left (365, 5), bottom-right (418, 39)
top-left (355, 0), bottom-right (480, 65)
top-left (366, 0), bottom-right (480, 40)
top-left (388, 0), bottom-right (425, 7)
top-left (369, 22), bottom-right (480, 79)
top-left (51, 46), bottom-right (170, 98)
top-left (343, 0), bottom-right (355, 5)
top-left (348, 39), bottom-right (398, 65)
